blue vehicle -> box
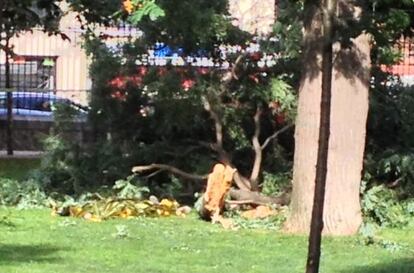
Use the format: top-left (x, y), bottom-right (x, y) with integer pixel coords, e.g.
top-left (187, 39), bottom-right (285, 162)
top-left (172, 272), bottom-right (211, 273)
top-left (0, 91), bottom-right (88, 122)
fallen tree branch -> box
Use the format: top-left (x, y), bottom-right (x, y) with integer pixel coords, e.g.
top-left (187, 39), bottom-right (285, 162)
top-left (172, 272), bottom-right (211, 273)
top-left (233, 171), bottom-right (252, 191)
top-left (229, 188), bottom-right (290, 206)
top-left (225, 199), bottom-right (255, 205)
top-left (132, 164), bottom-right (208, 181)
top-left (143, 169), bottom-right (163, 179)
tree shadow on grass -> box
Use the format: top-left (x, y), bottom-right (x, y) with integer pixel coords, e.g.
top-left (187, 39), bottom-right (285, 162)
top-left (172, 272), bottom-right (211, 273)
top-left (340, 258), bottom-right (414, 273)
top-left (0, 244), bottom-right (67, 265)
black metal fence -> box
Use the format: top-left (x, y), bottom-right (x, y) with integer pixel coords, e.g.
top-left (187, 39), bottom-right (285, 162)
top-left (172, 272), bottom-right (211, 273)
top-left (0, 57), bottom-right (56, 90)
top-left (0, 22), bottom-right (123, 154)
top-left (0, 55), bottom-right (90, 153)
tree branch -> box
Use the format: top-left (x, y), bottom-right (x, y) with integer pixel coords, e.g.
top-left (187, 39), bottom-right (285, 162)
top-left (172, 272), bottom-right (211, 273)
top-left (222, 53), bottom-right (245, 82)
top-left (233, 171), bottom-right (252, 191)
top-left (202, 96), bottom-right (252, 191)
top-left (143, 169), bottom-right (163, 179)
top-left (132, 164), bottom-right (208, 181)
top-left (249, 106), bottom-right (262, 190)
top-left (229, 188), bottom-right (290, 206)
top-left (203, 97), bottom-right (223, 148)
top-left (231, 54), bottom-right (244, 80)
top-left (260, 124), bottom-right (294, 150)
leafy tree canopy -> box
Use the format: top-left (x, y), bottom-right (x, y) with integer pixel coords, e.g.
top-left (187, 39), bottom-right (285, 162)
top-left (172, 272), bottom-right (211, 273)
top-left (69, 0), bottom-right (248, 52)
top-left (0, 0), bottom-right (63, 41)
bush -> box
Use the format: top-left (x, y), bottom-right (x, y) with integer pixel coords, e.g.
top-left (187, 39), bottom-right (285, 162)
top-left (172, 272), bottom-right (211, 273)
top-left (260, 171), bottom-right (291, 196)
top-left (361, 183), bottom-right (414, 228)
top-left (0, 178), bottom-right (48, 209)
top-left (366, 77), bottom-right (414, 195)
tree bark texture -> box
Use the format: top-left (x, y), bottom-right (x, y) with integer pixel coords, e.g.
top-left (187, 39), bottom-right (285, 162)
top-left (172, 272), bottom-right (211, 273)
top-left (285, 2), bottom-right (371, 236)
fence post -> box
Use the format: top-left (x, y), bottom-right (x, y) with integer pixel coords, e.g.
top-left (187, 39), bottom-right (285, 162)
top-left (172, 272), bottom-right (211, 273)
top-left (5, 39), bottom-right (13, 155)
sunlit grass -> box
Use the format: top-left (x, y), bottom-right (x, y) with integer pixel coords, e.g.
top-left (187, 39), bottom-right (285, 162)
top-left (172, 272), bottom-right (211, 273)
top-left (0, 209), bottom-right (413, 273)
top-left (0, 158), bottom-right (413, 272)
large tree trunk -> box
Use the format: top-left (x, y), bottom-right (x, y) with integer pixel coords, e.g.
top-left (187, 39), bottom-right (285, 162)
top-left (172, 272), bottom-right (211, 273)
top-left (285, 3), bottom-right (371, 236)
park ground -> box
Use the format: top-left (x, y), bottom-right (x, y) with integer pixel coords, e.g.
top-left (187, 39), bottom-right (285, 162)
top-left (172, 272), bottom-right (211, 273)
top-left (1, 159), bottom-right (414, 273)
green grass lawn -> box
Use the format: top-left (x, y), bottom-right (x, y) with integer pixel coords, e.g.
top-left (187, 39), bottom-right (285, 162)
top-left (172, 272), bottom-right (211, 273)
top-left (0, 159), bottom-right (40, 181)
top-left (1, 159), bottom-right (413, 273)
top-left (0, 209), bottom-right (413, 273)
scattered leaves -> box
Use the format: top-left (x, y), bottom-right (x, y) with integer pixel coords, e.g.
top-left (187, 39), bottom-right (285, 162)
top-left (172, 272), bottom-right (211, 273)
top-left (51, 197), bottom-right (188, 222)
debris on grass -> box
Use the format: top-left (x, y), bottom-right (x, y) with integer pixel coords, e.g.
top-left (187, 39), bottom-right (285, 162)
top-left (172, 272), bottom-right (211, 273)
top-left (50, 197), bottom-right (191, 222)
top-left (240, 205), bottom-right (277, 220)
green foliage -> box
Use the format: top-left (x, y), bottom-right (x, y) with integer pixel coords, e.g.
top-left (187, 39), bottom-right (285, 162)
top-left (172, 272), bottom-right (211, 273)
top-left (365, 77), bottom-right (414, 201)
top-left (35, 106), bottom-right (126, 194)
top-left (51, 102), bottom-right (81, 129)
top-left (358, 223), bottom-right (407, 252)
top-left (269, 0), bottom-right (303, 59)
top-left (361, 184), bottom-right (414, 228)
top-left (377, 152), bottom-right (414, 191)
top-left (72, 0), bottom-right (245, 51)
top-left (366, 1), bottom-right (413, 40)
top-left (35, 134), bottom-right (133, 194)
top-left (362, 68), bottom-right (414, 228)
top-left (365, 1), bottom-right (414, 68)
top-left (0, 0), bottom-right (62, 39)
top-left (126, 0), bottom-right (165, 24)
top-left (113, 175), bottom-right (149, 199)
top-left (269, 78), bottom-right (297, 121)
top-left (358, 222), bottom-right (378, 245)
top-left (261, 171), bottom-right (291, 196)
top-left (46, 0), bottom-right (298, 199)
top-left (376, 46), bottom-right (403, 65)
top-left (34, 135), bottom-right (78, 192)
top-left (68, 0), bottom-right (121, 26)
top-left (137, 0), bottom-right (245, 51)
top-left (76, 2), bottom-right (297, 197)
top-left (0, 178), bottom-right (48, 209)
top-left (0, 178), bottom-right (21, 206)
